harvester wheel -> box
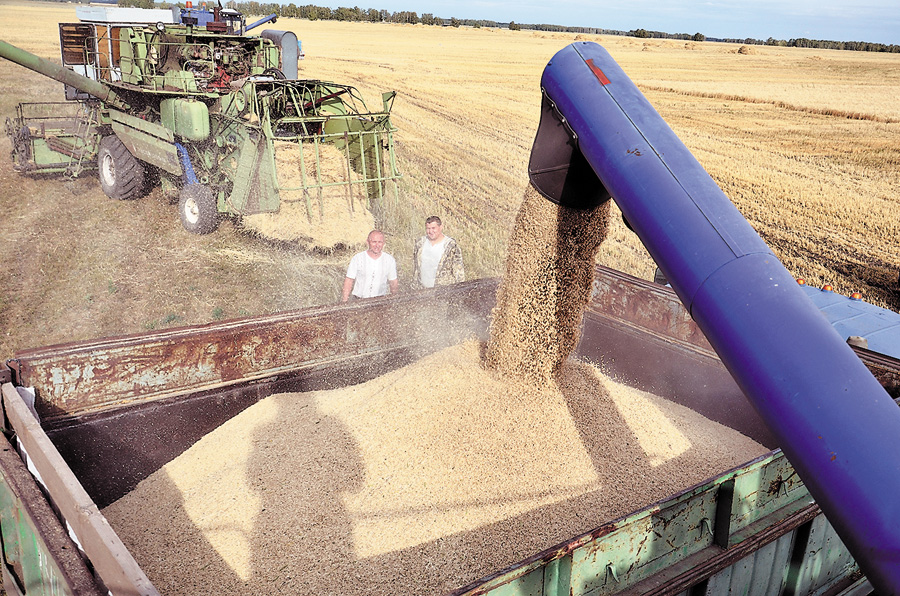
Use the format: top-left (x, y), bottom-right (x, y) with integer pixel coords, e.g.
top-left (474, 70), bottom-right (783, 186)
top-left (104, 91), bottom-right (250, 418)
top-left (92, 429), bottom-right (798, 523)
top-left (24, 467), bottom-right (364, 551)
top-left (263, 67), bottom-right (286, 79)
top-left (97, 135), bottom-right (146, 200)
top-left (178, 184), bottom-right (220, 235)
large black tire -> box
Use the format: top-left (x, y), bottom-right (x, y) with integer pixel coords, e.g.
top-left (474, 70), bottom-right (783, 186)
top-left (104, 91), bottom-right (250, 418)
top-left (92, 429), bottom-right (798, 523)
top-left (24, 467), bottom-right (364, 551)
top-left (97, 135), bottom-right (146, 200)
top-left (178, 184), bottom-right (220, 235)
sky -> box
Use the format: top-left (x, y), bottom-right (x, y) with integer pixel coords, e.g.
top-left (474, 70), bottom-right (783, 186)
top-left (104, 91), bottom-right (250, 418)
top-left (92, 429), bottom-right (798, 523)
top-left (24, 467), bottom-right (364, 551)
top-left (353, 0), bottom-right (900, 45)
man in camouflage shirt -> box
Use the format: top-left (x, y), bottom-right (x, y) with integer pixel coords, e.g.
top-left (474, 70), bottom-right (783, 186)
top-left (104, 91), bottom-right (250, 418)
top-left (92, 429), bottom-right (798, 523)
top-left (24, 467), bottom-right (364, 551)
top-left (412, 216), bottom-right (465, 288)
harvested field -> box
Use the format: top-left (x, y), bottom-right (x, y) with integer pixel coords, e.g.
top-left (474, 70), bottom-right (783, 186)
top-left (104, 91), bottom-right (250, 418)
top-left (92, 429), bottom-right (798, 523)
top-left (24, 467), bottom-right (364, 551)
top-left (0, 2), bottom-right (898, 359)
top-left (102, 341), bottom-right (767, 595)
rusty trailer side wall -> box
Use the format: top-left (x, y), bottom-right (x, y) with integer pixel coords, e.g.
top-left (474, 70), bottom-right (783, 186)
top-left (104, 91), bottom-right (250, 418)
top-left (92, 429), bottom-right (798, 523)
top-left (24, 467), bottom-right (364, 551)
top-left (14, 279), bottom-right (496, 510)
top-left (12, 278), bottom-right (495, 422)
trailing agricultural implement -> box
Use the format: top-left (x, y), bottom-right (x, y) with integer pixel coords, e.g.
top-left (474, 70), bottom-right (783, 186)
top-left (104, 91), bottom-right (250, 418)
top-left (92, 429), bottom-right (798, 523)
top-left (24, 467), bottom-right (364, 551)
top-left (1, 269), bottom-right (897, 595)
top-left (1, 5), bottom-right (399, 246)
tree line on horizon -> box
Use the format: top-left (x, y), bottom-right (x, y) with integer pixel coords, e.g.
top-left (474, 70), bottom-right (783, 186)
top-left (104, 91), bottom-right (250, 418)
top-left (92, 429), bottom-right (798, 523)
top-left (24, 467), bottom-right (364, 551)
top-left (228, 2), bottom-right (900, 53)
top-left (47, 0), bottom-right (900, 53)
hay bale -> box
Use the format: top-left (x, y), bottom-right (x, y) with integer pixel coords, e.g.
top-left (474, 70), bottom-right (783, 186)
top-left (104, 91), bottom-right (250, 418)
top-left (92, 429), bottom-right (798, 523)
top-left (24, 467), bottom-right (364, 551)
top-left (242, 141), bottom-right (374, 251)
top-left (483, 185), bottom-right (611, 383)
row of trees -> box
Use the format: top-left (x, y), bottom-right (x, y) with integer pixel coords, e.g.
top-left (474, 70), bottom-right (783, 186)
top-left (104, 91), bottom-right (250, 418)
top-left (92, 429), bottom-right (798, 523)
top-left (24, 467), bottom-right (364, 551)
top-left (630, 29), bottom-right (706, 42)
top-left (623, 27), bottom-right (898, 52)
top-left (106, 0), bottom-right (900, 54)
top-left (228, 3), bottom-right (492, 27)
top-left (723, 36), bottom-right (896, 53)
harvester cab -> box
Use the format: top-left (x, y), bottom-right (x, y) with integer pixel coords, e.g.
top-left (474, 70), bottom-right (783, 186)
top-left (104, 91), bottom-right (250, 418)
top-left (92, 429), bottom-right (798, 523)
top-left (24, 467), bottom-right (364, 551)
top-left (178, 2), bottom-right (245, 33)
top-left (1, 6), bottom-right (398, 249)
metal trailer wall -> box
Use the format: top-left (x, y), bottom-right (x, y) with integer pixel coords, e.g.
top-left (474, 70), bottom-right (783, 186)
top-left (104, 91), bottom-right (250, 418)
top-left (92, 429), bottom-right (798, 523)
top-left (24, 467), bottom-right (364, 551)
top-left (451, 450), bottom-right (869, 596)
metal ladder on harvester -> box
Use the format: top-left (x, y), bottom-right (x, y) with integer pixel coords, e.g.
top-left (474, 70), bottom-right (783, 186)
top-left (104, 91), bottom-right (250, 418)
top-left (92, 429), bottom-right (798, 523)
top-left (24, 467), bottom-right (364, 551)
top-left (62, 103), bottom-right (100, 180)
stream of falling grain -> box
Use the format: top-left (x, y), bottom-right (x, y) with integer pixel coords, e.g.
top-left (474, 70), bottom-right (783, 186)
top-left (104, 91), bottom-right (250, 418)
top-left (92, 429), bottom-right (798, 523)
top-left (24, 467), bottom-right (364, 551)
top-left (483, 184), bottom-right (612, 383)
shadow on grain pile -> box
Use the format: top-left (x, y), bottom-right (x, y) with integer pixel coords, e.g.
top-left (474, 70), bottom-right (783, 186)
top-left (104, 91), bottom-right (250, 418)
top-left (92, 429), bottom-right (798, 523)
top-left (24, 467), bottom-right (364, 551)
top-left (100, 185), bottom-right (768, 595)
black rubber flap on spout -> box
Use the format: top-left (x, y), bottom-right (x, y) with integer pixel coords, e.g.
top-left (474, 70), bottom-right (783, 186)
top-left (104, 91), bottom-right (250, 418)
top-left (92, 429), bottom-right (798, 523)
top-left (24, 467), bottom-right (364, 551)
top-left (528, 92), bottom-right (611, 210)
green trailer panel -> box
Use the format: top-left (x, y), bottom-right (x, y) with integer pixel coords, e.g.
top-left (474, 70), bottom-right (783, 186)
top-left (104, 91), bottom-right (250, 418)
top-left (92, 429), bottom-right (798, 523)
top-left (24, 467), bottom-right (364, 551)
top-left (0, 426), bottom-right (103, 596)
top-left (453, 450), bottom-right (869, 596)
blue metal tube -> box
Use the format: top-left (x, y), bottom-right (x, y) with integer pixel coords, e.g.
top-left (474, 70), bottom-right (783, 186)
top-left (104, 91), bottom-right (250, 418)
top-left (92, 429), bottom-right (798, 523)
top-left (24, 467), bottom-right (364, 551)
top-left (538, 42), bottom-right (900, 591)
top-left (175, 142), bottom-right (198, 185)
top-left (243, 14), bottom-right (278, 34)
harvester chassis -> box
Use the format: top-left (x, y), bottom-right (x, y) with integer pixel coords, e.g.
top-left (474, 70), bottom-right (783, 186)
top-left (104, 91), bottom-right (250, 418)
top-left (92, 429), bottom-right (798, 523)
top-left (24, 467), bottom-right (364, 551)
top-left (1, 9), bottom-right (401, 241)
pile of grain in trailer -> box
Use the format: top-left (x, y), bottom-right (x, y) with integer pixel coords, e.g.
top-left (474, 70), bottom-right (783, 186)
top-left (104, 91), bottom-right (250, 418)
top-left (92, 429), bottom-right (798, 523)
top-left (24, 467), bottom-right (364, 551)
top-left (102, 340), bottom-right (767, 596)
top-left (242, 141), bottom-right (375, 251)
top-left (484, 184), bottom-right (612, 383)
top-left (102, 180), bottom-right (763, 594)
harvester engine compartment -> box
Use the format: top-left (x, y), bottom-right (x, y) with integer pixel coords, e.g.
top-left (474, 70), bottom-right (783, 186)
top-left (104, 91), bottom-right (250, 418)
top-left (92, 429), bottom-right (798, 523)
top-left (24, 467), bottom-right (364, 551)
top-left (59, 22), bottom-right (278, 94)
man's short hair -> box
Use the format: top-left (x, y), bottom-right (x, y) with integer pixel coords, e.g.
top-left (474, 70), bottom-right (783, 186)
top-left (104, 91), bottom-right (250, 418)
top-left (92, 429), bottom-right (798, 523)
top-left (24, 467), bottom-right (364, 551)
top-left (425, 216), bottom-right (442, 225)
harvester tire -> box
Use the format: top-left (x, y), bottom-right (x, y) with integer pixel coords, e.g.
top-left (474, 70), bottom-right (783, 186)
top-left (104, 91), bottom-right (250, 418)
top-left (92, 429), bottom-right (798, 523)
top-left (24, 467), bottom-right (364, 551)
top-left (178, 184), bottom-right (220, 235)
top-left (97, 135), bottom-right (146, 200)
top-left (263, 67), bottom-right (286, 79)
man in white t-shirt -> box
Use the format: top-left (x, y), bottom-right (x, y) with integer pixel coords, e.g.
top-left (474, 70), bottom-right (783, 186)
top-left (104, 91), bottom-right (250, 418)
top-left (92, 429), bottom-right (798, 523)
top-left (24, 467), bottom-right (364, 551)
top-left (412, 216), bottom-right (464, 289)
top-left (341, 230), bottom-right (399, 302)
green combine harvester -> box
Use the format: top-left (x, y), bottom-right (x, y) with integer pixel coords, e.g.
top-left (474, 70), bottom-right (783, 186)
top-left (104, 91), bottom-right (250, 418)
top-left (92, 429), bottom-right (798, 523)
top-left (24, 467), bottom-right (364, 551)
top-left (1, 5), bottom-right (400, 245)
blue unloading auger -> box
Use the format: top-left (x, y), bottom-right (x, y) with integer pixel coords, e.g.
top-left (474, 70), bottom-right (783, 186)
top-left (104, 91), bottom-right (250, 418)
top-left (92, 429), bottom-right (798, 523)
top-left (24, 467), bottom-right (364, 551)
top-left (531, 42), bottom-right (900, 592)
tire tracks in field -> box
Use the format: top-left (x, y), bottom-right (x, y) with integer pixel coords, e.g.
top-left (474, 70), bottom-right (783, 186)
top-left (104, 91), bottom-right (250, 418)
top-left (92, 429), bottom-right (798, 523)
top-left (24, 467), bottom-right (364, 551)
top-left (397, 89), bottom-right (531, 149)
top-left (641, 84), bottom-right (900, 124)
